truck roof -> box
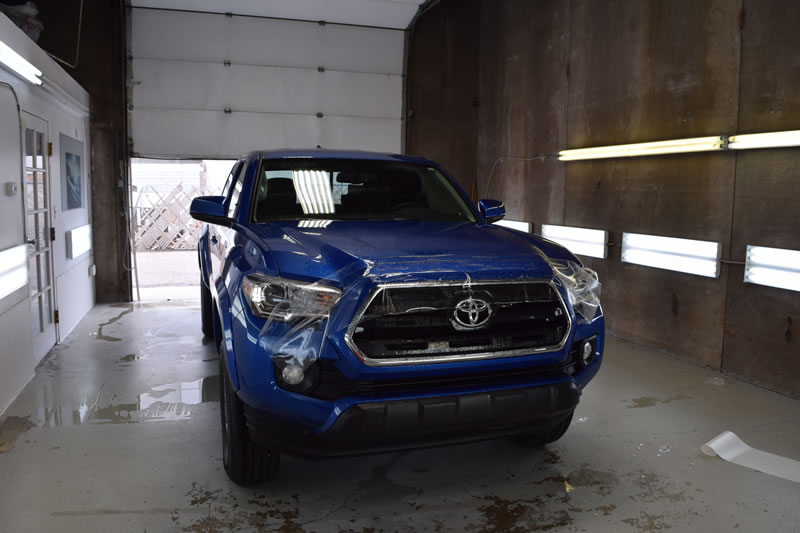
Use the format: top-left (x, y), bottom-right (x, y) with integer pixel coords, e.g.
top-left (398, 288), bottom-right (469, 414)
top-left (254, 149), bottom-right (434, 165)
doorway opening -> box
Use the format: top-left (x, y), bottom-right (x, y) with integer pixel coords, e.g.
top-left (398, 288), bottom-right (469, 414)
top-left (130, 158), bottom-right (235, 301)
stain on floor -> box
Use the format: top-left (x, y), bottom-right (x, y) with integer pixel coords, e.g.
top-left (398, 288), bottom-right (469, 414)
top-left (0, 416), bottom-right (36, 453)
top-left (626, 395), bottom-right (691, 409)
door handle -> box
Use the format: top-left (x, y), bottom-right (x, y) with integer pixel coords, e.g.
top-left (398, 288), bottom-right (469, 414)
top-left (26, 238), bottom-right (37, 246)
top-left (210, 236), bottom-right (218, 245)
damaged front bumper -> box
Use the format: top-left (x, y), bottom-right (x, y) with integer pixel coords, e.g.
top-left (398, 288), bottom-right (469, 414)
top-left (227, 266), bottom-right (604, 457)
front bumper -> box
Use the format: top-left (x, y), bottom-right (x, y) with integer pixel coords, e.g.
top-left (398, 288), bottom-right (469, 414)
top-left (244, 380), bottom-right (579, 459)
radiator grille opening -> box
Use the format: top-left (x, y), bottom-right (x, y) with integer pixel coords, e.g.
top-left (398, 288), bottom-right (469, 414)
top-left (349, 281), bottom-right (569, 362)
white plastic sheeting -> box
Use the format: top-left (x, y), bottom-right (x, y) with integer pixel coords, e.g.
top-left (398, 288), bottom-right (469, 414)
top-left (129, 8), bottom-right (406, 158)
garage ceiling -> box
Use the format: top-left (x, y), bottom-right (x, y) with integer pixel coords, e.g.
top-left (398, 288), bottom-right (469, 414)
top-left (129, 0), bottom-right (426, 29)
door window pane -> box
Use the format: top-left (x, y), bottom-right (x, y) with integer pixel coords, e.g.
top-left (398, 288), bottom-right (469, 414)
top-left (42, 289), bottom-right (51, 326)
top-left (43, 250), bottom-right (51, 288)
top-left (29, 255), bottom-right (38, 297)
top-left (25, 172), bottom-right (34, 211)
top-left (35, 132), bottom-right (44, 168)
top-left (26, 212), bottom-right (35, 242)
top-left (25, 129), bottom-right (33, 168)
top-left (36, 172), bottom-right (46, 209)
top-left (37, 213), bottom-right (47, 251)
top-left (31, 295), bottom-right (42, 335)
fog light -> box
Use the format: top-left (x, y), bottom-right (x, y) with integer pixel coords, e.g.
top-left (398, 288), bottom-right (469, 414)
top-left (281, 364), bottom-right (305, 385)
top-left (581, 340), bottom-right (594, 366)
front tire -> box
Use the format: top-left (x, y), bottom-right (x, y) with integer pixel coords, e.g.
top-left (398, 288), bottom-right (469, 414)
top-left (219, 350), bottom-right (280, 485)
top-left (511, 411), bottom-right (574, 448)
top-left (200, 275), bottom-right (214, 338)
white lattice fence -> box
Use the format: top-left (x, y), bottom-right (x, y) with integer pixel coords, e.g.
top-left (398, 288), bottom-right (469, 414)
top-left (134, 184), bottom-right (208, 251)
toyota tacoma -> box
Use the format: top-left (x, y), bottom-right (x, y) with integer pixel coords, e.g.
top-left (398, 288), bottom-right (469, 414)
top-left (190, 150), bottom-right (604, 485)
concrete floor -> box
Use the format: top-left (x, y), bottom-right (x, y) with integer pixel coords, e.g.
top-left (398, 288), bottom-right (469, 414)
top-left (1, 302), bottom-right (799, 533)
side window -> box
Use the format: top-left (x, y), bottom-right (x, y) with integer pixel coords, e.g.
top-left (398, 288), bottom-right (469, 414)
top-left (226, 161), bottom-right (246, 218)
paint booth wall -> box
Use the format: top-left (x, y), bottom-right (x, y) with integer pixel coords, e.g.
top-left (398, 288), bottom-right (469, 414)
top-left (0, 13), bottom-right (93, 414)
top-left (406, 0), bottom-right (800, 397)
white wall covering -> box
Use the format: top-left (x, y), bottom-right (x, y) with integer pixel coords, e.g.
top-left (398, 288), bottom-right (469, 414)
top-left (0, 13), bottom-right (93, 413)
top-left (130, 9), bottom-right (406, 158)
top-left (0, 83), bottom-right (34, 415)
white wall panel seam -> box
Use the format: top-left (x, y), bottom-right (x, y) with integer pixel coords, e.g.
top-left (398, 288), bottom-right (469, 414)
top-left (130, 56), bottom-right (403, 78)
top-left (130, 10), bottom-right (405, 74)
top-left (133, 108), bottom-right (401, 121)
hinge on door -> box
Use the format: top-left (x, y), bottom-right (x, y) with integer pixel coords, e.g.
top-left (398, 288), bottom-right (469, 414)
top-left (48, 142), bottom-right (53, 157)
top-left (50, 227), bottom-right (55, 241)
top-left (54, 310), bottom-right (59, 324)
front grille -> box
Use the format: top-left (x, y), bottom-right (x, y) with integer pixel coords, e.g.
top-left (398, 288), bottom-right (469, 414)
top-left (348, 280), bottom-right (569, 364)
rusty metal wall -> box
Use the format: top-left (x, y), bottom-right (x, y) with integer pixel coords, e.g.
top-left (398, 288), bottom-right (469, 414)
top-left (407, 0), bottom-right (800, 395)
top-left (476, 0), bottom-right (570, 224)
top-left (406, 0), bottom-right (480, 194)
top-left (565, 0), bottom-right (741, 369)
top-left (722, 0), bottom-right (800, 397)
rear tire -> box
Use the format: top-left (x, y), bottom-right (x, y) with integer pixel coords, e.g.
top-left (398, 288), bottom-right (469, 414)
top-left (200, 275), bottom-right (214, 338)
top-left (511, 411), bottom-right (574, 448)
top-left (219, 350), bottom-right (280, 485)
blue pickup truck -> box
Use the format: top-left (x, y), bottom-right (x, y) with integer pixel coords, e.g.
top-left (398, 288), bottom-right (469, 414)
top-left (190, 150), bottom-right (604, 485)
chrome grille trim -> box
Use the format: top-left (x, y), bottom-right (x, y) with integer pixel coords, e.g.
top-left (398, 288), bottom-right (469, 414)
top-left (344, 279), bottom-right (572, 366)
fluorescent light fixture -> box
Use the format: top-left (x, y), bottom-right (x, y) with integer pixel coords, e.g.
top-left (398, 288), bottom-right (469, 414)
top-left (298, 219), bottom-right (332, 229)
top-left (744, 245), bottom-right (800, 292)
top-left (0, 244), bottom-right (28, 300)
top-left (728, 130), bottom-right (800, 150)
top-left (622, 232), bottom-right (721, 278)
top-left (0, 40), bottom-right (42, 85)
top-left (541, 224), bottom-right (608, 259)
top-left (66, 224), bottom-right (92, 259)
top-left (559, 136), bottom-right (725, 161)
top-left (292, 170), bottom-right (334, 215)
top-left (494, 220), bottom-right (531, 233)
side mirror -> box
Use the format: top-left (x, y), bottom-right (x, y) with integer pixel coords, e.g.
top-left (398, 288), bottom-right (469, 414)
top-left (190, 196), bottom-right (230, 226)
top-left (478, 199), bottom-right (506, 223)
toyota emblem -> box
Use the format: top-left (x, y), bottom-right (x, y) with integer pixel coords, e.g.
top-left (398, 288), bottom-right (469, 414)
top-left (452, 298), bottom-right (492, 329)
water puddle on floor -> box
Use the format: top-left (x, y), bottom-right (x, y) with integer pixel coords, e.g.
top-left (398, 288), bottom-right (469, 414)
top-left (31, 376), bottom-right (219, 428)
top-left (117, 351), bottom-right (216, 366)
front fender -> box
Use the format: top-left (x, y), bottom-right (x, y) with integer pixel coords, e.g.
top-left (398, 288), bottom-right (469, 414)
top-left (215, 276), bottom-right (242, 390)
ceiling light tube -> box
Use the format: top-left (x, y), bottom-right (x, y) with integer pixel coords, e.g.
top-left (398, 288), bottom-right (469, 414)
top-left (292, 170), bottom-right (314, 214)
top-left (0, 40), bottom-right (42, 85)
top-left (559, 136), bottom-right (726, 161)
top-left (494, 220), bottom-right (531, 233)
top-left (0, 244), bottom-right (29, 300)
top-left (541, 224), bottom-right (608, 259)
top-left (621, 232), bottom-right (721, 278)
top-left (744, 245), bottom-right (800, 292)
top-left (727, 130), bottom-right (800, 150)
top-left (311, 170), bottom-right (335, 214)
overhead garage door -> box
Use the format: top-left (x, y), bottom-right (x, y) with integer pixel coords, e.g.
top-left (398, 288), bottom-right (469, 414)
top-left (128, 8), bottom-right (406, 158)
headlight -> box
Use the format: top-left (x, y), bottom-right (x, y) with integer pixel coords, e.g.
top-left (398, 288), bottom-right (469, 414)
top-left (241, 274), bottom-right (341, 321)
top-left (550, 260), bottom-right (601, 321)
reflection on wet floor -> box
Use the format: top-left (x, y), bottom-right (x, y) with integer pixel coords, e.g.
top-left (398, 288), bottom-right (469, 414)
top-left (32, 375), bottom-right (219, 428)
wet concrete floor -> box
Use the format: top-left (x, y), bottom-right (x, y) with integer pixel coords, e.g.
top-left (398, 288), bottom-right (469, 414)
top-left (0, 301), bottom-right (799, 532)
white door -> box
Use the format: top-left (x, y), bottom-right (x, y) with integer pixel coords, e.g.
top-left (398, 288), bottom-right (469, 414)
top-left (22, 112), bottom-right (57, 363)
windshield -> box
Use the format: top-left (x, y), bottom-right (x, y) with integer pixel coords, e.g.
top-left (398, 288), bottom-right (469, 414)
top-left (251, 158), bottom-right (477, 223)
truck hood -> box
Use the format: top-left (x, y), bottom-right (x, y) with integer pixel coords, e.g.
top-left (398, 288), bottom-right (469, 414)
top-left (249, 220), bottom-right (576, 287)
